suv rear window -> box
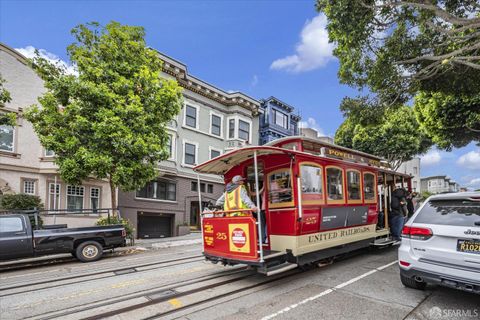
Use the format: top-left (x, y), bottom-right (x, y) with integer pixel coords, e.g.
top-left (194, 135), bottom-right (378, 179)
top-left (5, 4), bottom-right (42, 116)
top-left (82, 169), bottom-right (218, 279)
top-left (414, 200), bottom-right (480, 227)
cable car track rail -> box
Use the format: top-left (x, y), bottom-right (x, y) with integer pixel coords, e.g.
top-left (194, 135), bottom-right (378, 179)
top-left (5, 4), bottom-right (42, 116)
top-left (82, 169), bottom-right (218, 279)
top-left (0, 254), bottom-right (204, 297)
top-left (21, 267), bottom-right (253, 320)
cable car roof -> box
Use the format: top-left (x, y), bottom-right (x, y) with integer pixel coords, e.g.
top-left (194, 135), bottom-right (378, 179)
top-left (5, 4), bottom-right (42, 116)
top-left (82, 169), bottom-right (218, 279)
top-left (194, 146), bottom-right (292, 175)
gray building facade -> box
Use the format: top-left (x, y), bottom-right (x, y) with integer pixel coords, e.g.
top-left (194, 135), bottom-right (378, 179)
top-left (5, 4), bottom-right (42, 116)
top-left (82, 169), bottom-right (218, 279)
top-left (118, 51), bottom-right (260, 238)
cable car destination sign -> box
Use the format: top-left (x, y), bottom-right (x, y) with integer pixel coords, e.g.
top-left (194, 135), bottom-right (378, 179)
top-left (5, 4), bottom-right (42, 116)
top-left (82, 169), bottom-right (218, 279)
top-left (321, 146), bottom-right (390, 169)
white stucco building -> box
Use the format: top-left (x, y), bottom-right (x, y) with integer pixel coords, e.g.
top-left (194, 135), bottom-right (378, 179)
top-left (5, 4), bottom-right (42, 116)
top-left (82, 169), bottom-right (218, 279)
top-left (0, 43), bottom-right (112, 226)
top-left (397, 157), bottom-right (421, 192)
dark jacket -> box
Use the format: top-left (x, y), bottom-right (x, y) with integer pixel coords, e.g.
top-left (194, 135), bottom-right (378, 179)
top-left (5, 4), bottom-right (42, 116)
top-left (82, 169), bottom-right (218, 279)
top-left (391, 188), bottom-right (407, 216)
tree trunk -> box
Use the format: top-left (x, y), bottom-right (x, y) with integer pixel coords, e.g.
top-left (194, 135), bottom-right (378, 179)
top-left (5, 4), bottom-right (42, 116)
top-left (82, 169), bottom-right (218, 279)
top-left (110, 180), bottom-right (117, 217)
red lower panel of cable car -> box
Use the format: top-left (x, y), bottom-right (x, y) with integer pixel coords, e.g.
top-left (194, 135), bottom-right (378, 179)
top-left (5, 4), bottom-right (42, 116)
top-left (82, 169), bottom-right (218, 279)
top-left (202, 216), bottom-right (259, 262)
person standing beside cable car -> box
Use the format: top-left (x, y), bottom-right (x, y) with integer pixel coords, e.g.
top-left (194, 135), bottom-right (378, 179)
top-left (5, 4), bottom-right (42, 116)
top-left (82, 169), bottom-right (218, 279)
top-left (216, 175), bottom-right (258, 217)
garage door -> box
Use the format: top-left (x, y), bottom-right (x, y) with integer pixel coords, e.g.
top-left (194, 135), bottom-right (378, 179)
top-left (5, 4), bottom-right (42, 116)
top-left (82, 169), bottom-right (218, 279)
top-left (137, 213), bottom-right (172, 238)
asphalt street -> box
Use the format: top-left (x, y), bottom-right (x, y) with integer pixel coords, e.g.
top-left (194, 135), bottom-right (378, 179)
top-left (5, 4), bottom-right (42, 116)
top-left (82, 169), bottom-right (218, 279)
top-left (0, 244), bottom-right (478, 320)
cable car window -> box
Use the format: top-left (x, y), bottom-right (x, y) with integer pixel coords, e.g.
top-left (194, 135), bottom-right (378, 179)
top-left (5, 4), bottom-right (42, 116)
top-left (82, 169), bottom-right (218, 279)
top-left (364, 172), bottom-right (376, 202)
top-left (301, 164), bottom-right (323, 203)
top-left (326, 167), bottom-right (344, 202)
top-left (246, 162), bottom-right (264, 205)
top-left (268, 169), bottom-right (293, 206)
top-left (347, 170), bottom-right (362, 201)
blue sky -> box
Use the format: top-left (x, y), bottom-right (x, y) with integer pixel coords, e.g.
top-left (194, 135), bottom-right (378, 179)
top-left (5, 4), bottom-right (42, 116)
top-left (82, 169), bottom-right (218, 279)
top-left (1, 0), bottom-right (478, 189)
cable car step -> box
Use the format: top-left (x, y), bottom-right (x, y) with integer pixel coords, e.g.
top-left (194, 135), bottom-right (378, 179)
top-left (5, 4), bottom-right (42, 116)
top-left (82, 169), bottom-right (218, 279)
top-left (371, 237), bottom-right (396, 246)
top-left (262, 250), bottom-right (286, 260)
top-left (261, 262), bottom-right (298, 276)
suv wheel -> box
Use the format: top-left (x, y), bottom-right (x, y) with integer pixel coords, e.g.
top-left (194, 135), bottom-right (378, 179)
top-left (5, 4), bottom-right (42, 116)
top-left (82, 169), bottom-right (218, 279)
top-left (76, 241), bottom-right (103, 262)
top-left (400, 273), bottom-right (427, 290)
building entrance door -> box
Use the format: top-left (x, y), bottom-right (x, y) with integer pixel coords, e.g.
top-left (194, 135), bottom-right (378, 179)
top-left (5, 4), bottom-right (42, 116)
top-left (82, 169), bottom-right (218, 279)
top-left (190, 201), bottom-right (209, 229)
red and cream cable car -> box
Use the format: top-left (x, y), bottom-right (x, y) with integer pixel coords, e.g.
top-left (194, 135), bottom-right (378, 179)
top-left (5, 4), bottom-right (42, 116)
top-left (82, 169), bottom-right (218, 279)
top-left (194, 137), bottom-right (412, 276)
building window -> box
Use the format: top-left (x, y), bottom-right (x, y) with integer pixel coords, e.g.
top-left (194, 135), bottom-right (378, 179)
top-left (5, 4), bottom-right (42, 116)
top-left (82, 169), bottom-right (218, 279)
top-left (268, 169), bottom-right (293, 206)
top-left (238, 120), bottom-right (250, 142)
top-left (228, 119), bottom-right (235, 139)
top-left (0, 124), bottom-right (14, 152)
top-left (413, 181), bottom-right (417, 191)
top-left (90, 187), bottom-right (100, 212)
top-left (207, 184), bottom-right (213, 193)
top-left (45, 149), bottom-right (55, 157)
top-left (49, 183), bottom-right (61, 210)
top-left (184, 142), bottom-right (196, 165)
top-left (211, 114), bottom-right (221, 136)
top-left (191, 181), bottom-right (198, 192)
top-left (300, 164), bottom-right (323, 204)
top-left (136, 180), bottom-right (176, 201)
top-left (273, 109), bottom-right (288, 129)
top-left (67, 185), bottom-right (84, 211)
top-left (185, 105), bottom-right (197, 128)
top-left (363, 173), bottom-right (376, 202)
top-left (346, 170), bottom-right (362, 202)
top-left (326, 167), bottom-right (344, 203)
top-left (23, 180), bottom-right (35, 195)
top-left (413, 166), bottom-right (418, 175)
top-left (200, 183), bottom-right (206, 193)
top-left (210, 149), bottom-right (221, 159)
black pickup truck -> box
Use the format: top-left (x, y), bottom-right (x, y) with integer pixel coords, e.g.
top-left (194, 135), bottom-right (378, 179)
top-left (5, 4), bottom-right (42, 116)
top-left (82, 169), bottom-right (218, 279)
top-left (0, 214), bottom-right (126, 262)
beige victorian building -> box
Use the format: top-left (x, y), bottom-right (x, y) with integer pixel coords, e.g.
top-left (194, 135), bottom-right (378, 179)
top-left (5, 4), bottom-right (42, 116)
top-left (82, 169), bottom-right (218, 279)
top-left (0, 42), bottom-right (112, 226)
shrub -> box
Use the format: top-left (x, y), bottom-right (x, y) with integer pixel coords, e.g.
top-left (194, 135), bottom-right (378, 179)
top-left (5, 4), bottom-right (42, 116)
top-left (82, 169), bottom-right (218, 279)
top-left (96, 216), bottom-right (135, 240)
top-left (0, 194), bottom-right (44, 228)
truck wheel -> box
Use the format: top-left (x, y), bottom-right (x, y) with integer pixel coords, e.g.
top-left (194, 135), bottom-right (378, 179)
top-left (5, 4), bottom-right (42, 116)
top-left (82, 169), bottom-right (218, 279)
top-left (75, 241), bottom-right (103, 262)
top-left (400, 273), bottom-right (427, 290)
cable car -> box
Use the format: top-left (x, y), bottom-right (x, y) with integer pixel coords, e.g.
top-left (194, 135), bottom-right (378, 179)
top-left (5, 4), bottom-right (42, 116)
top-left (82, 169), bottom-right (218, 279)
top-left (194, 137), bottom-right (412, 276)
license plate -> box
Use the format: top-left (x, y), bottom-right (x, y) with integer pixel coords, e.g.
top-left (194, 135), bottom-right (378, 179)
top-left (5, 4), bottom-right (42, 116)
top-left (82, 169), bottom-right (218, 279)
top-left (457, 239), bottom-right (480, 254)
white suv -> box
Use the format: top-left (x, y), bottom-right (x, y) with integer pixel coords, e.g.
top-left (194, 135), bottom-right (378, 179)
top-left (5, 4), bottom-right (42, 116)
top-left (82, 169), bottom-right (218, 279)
top-left (398, 192), bottom-right (480, 294)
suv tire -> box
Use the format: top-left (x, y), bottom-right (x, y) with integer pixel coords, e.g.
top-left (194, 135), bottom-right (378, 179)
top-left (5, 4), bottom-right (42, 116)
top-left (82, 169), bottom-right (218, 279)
top-left (400, 273), bottom-right (427, 290)
top-left (76, 241), bottom-right (103, 262)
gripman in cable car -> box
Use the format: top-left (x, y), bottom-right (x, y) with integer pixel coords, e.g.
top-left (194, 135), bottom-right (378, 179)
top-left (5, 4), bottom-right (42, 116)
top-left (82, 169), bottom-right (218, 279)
top-left (194, 136), bottom-right (412, 276)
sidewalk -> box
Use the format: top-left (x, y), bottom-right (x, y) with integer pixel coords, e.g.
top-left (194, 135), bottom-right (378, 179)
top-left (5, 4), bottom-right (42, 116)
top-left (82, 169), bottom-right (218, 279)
top-left (133, 232), bottom-right (202, 249)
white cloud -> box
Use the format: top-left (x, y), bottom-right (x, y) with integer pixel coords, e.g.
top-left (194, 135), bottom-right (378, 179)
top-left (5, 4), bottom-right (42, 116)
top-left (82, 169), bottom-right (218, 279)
top-left (15, 46), bottom-right (77, 75)
top-left (270, 14), bottom-right (335, 73)
top-left (421, 150), bottom-right (442, 166)
top-left (299, 117), bottom-right (325, 136)
top-left (466, 178), bottom-right (480, 189)
top-left (251, 75), bottom-right (258, 87)
top-left (457, 150), bottom-right (480, 170)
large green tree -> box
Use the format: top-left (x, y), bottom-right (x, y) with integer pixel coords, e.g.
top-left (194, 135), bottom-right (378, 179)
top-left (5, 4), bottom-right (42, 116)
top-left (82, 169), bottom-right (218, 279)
top-left (414, 91), bottom-right (480, 150)
top-left (0, 74), bottom-right (15, 126)
top-left (335, 97), bottom-right (431, 169)
top-left (25, 21), bottom-right (183, 212)
top-left (317, 0), bottom-right (480, 148)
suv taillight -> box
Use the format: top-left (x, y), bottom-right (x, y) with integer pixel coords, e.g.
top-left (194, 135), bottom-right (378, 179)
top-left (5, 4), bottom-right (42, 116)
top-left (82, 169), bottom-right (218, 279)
top-left (122, 229), bottom-right (126, 237)
top-left (402, 226), bottom-right (432, 240)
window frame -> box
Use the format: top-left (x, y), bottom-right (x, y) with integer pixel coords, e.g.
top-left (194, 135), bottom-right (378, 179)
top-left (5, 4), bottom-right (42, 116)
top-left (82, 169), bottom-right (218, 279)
top-left (363, 172), bottom-right (377, 204)
top-left (346, 169), bottom-right (363, 204)
top-left (267, 167), bottom-right (295, 209)
top-left (136, 179), bottom-right (177, 202)
top-left (209, 146), bottom-right (222, 160)
top-left (22, 179), bottom-right (36, 195)
top-left (48, 182), bottom-right (61, 210)
top-left (182, 140), bottom-right (198, 167)
top-left (299, 161), bottom-right (325, 205)
top-left (66, 185), bottom-right (85, 211)
top-left (238, 119), bottom-right (250, 142)
top-left (325, 165), bottom-right (346, 205)
top-left (167, 132), bottom-right (176, 161)
top-left (209, 111), bottom-right (223, 137)
top-left (0, 122), bottom-right (15, 153)
top-left (226, 116), bottom-right (253, 143)
top-left (184, 104), bottom-right (199, 129)
top-left (273, 109), bottom-right (288, 129)
top-left (90, 187), bottom-right (101, 211)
